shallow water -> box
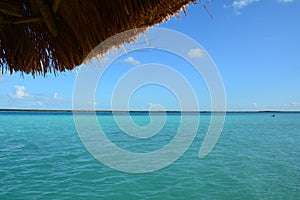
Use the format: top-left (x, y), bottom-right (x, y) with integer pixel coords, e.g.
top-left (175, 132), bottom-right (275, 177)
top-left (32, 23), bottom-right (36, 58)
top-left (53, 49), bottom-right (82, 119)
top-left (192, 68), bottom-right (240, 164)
top-left (0, 112), bottom-right (299, 199)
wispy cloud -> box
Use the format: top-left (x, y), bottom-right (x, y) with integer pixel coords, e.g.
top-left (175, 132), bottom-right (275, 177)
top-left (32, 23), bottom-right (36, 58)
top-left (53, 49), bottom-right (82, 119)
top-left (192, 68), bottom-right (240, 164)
top-left (8, 85), bottom-right (65, 108)
top-left (232, 0), bottom-right (260, 9)
top-left (88, 101), bottom-right (97, 107)
top-left (147, 102), bottom-right (165, 111)
top-left (187, 48), bottom-right (205, 58)
top-left (53, 92), bottom-right (63, 100)
top-left (225, 0), bottom-right (294, 15)
top-left (278, 0), bottom-right (294, 3)
top-left (225, 0), bottom-right (260, 15)
top-left (251, 102), bottom-right (300, 111)
top-left (124, 56), bottom-right (141, 65)
top-left (291, 102), bottom-right (300, 108)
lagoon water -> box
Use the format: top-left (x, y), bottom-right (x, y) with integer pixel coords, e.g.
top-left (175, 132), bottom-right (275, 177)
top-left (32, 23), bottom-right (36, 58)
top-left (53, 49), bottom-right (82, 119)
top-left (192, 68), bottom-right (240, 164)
top-left (0, 112), bottom-right (299, 199)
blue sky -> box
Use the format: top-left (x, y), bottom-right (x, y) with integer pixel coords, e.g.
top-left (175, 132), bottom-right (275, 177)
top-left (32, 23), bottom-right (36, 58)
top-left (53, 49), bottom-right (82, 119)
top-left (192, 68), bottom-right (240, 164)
top-left (0, 0), bottom-right (299, 111)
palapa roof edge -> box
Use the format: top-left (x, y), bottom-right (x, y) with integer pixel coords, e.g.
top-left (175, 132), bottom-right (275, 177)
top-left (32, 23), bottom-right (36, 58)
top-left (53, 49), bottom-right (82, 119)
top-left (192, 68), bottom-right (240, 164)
top-left (0, 0), bottom-right (197, 76)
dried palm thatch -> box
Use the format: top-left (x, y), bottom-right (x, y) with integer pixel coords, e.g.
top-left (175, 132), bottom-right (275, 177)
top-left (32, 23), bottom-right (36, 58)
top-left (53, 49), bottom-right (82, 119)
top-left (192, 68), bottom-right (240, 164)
top-left (0, 0), bottom-right (198, 76)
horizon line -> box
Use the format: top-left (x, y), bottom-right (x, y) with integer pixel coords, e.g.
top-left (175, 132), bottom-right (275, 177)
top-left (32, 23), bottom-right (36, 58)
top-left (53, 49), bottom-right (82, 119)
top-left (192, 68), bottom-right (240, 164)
top-left (0, 109), bottom-right (300, 113)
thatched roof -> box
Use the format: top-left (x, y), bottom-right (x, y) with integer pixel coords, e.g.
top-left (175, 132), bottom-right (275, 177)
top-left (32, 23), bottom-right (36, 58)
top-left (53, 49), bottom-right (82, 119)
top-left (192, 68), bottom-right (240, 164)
top-left (0, 0), bottom-right (196, 76)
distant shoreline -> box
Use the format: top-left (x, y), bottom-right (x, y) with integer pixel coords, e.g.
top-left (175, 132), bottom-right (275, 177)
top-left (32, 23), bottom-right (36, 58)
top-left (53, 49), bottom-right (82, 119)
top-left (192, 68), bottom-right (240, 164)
top-left (0, 109), bottom-right (299, 114)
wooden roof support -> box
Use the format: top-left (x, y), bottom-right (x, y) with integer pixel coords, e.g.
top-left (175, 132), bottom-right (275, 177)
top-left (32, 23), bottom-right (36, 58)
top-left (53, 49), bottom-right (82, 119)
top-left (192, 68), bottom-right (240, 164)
top-left (34, 0), bottom-right (58, 37)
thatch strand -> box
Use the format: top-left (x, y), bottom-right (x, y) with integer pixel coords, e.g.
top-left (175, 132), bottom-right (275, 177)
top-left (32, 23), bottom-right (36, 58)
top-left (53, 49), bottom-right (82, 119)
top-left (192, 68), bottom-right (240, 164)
top-left (34, 0), bottom-right (58, 37)
top-left (0, 1), bottom-right (23, 17)
top-left (52, 0), bottom-right (62, 14)
top-left (0, 0), bottom-right (196, 76)
top-left (1, 17), bottom-right (41, 24)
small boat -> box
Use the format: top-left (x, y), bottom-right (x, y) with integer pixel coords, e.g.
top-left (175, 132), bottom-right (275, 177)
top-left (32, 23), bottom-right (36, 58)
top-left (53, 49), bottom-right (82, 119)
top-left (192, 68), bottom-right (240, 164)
top-left (271, 114), bottom-right (276, 117)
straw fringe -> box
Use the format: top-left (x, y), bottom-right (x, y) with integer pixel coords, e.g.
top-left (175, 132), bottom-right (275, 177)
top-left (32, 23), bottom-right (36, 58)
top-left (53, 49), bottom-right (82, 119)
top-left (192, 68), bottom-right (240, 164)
top-left (0, 0), bottom-right (196, 76)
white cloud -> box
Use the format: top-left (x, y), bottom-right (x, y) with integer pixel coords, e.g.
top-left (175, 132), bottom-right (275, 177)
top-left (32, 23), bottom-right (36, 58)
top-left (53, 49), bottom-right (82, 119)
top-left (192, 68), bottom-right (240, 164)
top-left (252, 102), bottom-right (257, 108)
top-left (88, 101), bottom-right (97, 107)
top-left (53, 92), bottom-right (63, 100)
top-left (187, 48), bottom-right (205, 58)
top-left (232, 0), bottom-right (260, 9)
top-left (278, 0), bottom-right (294, 2)
top-left (7, 86), bottom-right (67, 108)
top-left (147, 102), bottom-right (165, 112)
top-left (11, 85), bottom-right (29, 99)
top-left (226, 0), bottom-right (295, 15)
top-left (36, 101), bottom-right (44, 107)
top-left (124, 56), bottom-right (141, 65)
top-left (224, 0), bottom-right (260, 15)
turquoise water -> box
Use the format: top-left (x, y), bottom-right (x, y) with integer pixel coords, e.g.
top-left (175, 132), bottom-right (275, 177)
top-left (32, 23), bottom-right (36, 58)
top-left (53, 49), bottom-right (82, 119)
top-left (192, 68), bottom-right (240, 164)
top-left (0, 112), bottom-right (299, 199)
